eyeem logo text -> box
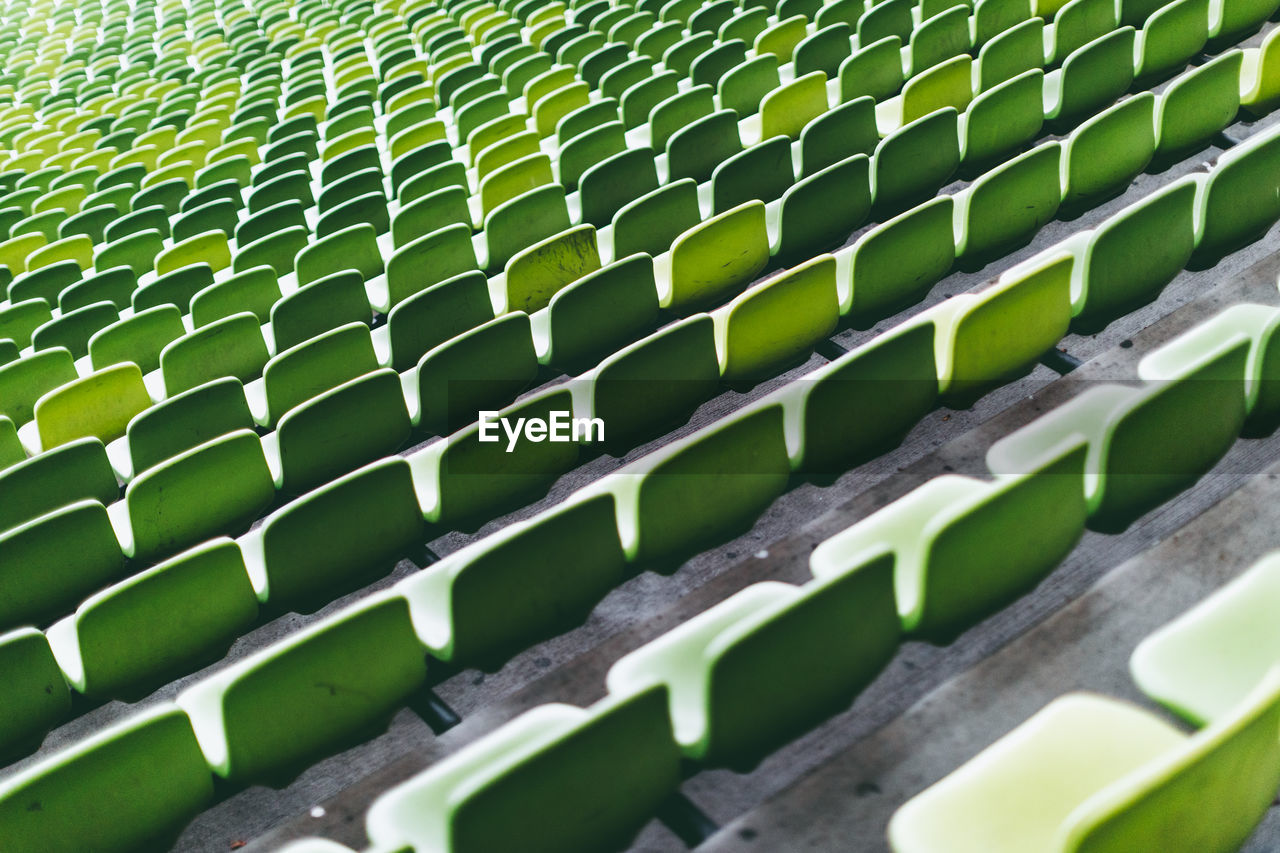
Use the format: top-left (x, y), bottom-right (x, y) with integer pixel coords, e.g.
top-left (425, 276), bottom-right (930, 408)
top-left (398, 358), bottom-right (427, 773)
top-left (477, 410), bottom-right (605, 452)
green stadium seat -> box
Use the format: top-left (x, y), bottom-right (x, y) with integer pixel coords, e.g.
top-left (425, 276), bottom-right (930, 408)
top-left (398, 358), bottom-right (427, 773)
top-left (89, 304), bottom-right (186, 373)
top-left (160, 312), bottom-right (271, 396)
top-left (256, 322), bottom-right (381, 426)
top-left (607, 565), bottom-right (897, 768)
top-left (887, 673), bottom-right (1280, 853)
top-left (31, 301), bottom-right (118, 359)
top-left (661, 201), bottom-right (770, 314)
top-left (247, 457), bottom-right (425, 606)
top-left (1061, 94), bottom-right (1156, 211)
top-left (34, 362), bottom-right (151, 450)
top-left (0, 705), bottom-right (214, 852)
top-left (954, 143), bottom-right (1063, 268)
top-left (270, 368), bottom-right (411, 494)
top-left (774, 153), bottom-right (873, 264)
top-left (0, 627), bottom-right (71, 758)
top-left (1153, 51), bottom-right (1242, 161)
top-left (364, 690), bottom-right (678, 853)
top-left (0, 454), bottom-right (114, 592)
top-left (46, 537), bottom-right (258, 698)
top-left (177, 593), bottom-right (426, 785)
top-left (536, 253), bottom-right (660, 370)
top-left (190, 265), bottom-right (282, 328)
top-left (120, 428), bottom-right (274, 561)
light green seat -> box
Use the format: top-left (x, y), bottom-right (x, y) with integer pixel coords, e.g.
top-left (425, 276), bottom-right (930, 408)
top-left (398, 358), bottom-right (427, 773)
top-left (1240, 26), bottom-right (1280, 115)
top-left (364, 690), bottom-right (679, 853)
top-left (986, 319), bottom-right (1250, 532)
top-left (1062, 94), bottom-right (1155, 210)
top-left (662, 201), bottom-right (770, 314)
top-left (34, 362), bottom-right (151, 450)
top-left (0, 705), bottom-right (214, 852)
top-left (1153, 52), bottom-right (1242, 161)
top-left (0, 627), bottom-right (70, 759)
top-left (273, 368), bottom-right (411, 494)
top-left (1132, 550), bottom-right (1280, 728)
top-left (177, 594), bottom-right (426, 785)
top-left (499, 224), bottom-right (600, 314)
top-left (713, 255), bottom-right (839, 382)
top-left (758, 70), bottom-right (829, 141)
top-left (608, 564), bottom-right (897, 769)
top-left (89, 304), bottom-right (186, 373)
top-left (1208, 0), bottom-right (1280, 48)
top-left (479, 152), bottom-right (554, 216)
top-left (415, 312), bottom-right (539, 436)
top-left (1070, 177), bottom-right (1197, 329)
top-left (954, 143), bottom-right (1062, 268)
top-left (887, 673), bottom-right (1280, 853)
top-left (422, 387), bottom-right (580, 526)
top-left (259, 322), bottom-right (380, 426)
top-left (155, 230), bottom-right (231, 276)
top-left (846, 197), bottom-right (955, 323)
top-left (960, 69), bottom-right (1045, 170)
top-left (401, 492), bottom-right (626, 669)
top-left (876, 55), bottom-right (973, 136)
top-left (812, 442), bottom-right (1086, 642)
top-left (125, 376), bottom-right (256, 475)
top-left (930, 252), bottom-right (1073, 404)
top-left (249, 457), bottom-right (425, 607)
top-left (190, 265), bottom-right (282, 327)
top-left (121, 429), bottom-right (274, 562)
top-left (537, 253), bottom-right (660, 371)
top-left (46, 538), bottom-right (258, 698)
top-left (1193, 123), bottom-right (1280, 264)
top-left (603, 404), bottom-right (790, 564)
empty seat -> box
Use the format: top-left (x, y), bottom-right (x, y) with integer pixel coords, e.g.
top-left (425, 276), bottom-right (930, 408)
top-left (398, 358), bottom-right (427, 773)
top-left (272, 368), bottom-right (412, 494)
top-left (0, 705), bottom-right (214, 852)
top-left (0, 627), bottom-right (71, 758)
top-left (415, 312), bottom-right (539, 436)
top-left (364, 690), bottom-right (679, 853)
top-left (120, 429), bottom-right (275, 562)
top-left (124, 377), bottom-right (257, 475)
top-left (499, 224), bottom-right (601, 314)
top-left (954, 143), bottom-right (1062, 268)
top-left (604, 403), bottom-right (791, 564)
top-left (34, 362), bottom-right (152, 450)
top-left (0, 348), bottom-right (78, 426)
top-left (1193, 124), bottom-right (1280, 264)
top-left (46, 538), bottom-right (258, 698)
top-left (1062, 94), bottom-right (1155, 210)
top-left (1153, 51), bottom-right (1242, 160)
top-left (257, 322), bottom-right (381, 426)
top-left (400, 492), bottom-right (626, 668)
top-left (888, 672), bottom-right (1280, 853)
top-left (190, 265), bottom-right (282, 328)
top-left (271, 270), bottom-right (375, 352)
top-left (846, 197), bottom-right (956, 323)
top-left (661, 201), bottom-right (770, 314)
top-left (713, 255), bottom-right (840, 382)
top-left (177, 594), bottom-right (427, 785)
top-left (161, 313), bottom-right (271, 396)
top-left (608, 566), bottom-right (898, 768)
top-left (536, 253), bottom-right (661, 370)
top-left (247, 457), bottom-right (426, 607)
top-left (423, 387), bottom-right (581, 526)
top-left (987, 318), bottom-right (1250, 532)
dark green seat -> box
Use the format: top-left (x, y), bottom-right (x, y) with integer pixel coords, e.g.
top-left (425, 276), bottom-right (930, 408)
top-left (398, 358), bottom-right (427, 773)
top-left (125, 376), bottom-right (256, 474)
top-left (271, 270), bottom-right (374, 351)
top-left (160, 312), bottom-right (271, 396)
